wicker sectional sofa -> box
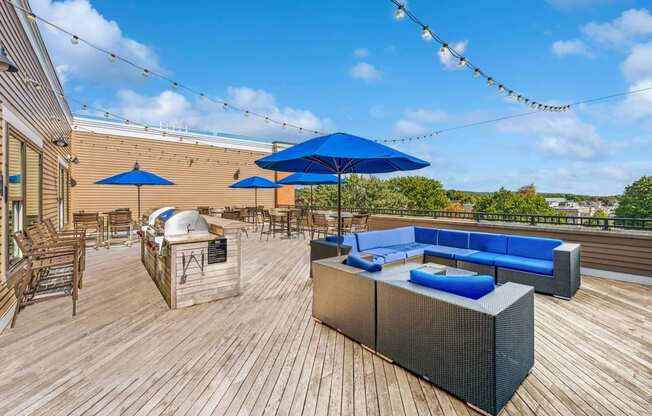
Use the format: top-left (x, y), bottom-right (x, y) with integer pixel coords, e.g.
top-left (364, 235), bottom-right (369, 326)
top-left (312, 255), bottom-right (534, 416)
top-left (311, 226), bottom-right (581, 299)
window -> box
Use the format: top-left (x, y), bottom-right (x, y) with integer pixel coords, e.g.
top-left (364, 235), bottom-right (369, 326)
top-left (5, 128), bottom-right (42, 266)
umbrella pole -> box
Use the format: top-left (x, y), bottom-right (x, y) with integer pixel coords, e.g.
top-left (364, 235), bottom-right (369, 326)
top-left (337, 173), bottom-right (341, 256)
top-left (255, 188), bottom-right (258, 208)
top-left (137, 185), bottom-right (141, 224)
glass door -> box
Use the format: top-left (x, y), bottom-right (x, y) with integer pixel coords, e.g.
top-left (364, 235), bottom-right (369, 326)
top-left (7, 133), bottom-right (24, 265)
top-left (58, 165), bottom-right (69, 229)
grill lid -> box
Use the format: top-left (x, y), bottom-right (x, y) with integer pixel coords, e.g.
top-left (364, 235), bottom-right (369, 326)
top-left (164, 210), bottom-right (209, 237)
top-left (148, 206), bottom-right (176, 226)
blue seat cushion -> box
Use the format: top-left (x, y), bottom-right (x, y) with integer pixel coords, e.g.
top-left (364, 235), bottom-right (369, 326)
top-left (409, 269), bottom-right (495, 300)
top-left (387, 242), bottom-right (435, 258)
top-left (495, 255), bottom-right (554, 276)
top-left (355, 227), bottom-right (415, 251)
top-left (325, 234), bottom-right (358, 253)
top-left (456, 251), bottom-right (502, 266)
top-left (437, 230), bottom-right (470, 249)
top-left (362, 248), bottom-right (407, 264)
top-left (345, 254), bottom-right (382, 272)
top-left (507, 236), bottom-right (562, 261)
top-left (414, 227), bottom-right (439, 244)
top-left (469, 232), bottom-right (507, 254)
top-left (424, 246), bottom-right (479, 260)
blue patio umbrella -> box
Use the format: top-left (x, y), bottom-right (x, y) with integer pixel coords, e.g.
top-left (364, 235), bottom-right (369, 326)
top-left (256, 132), bottom-right (429, 254)
top-left (96, 162), bottom-right (174, 221)
top-left (229, 176), bottom-right (281, 208)
top-left (277, 173), bottom-right (340, 211)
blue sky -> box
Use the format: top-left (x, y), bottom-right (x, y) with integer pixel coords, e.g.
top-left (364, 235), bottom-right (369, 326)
top-left (31, 0), bottom-right (652, 195)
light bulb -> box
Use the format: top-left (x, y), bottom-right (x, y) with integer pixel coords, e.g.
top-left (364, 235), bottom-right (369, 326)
top-left (171, 82), bottom-right (178, 89)
top-left (421, 26), bottom-right (433, 41)
top-left (104, 112), bottom-right (110, 118)
top-left (458, 57), bottom-right (467, 67)
top-left (142, 69), bottom-right (150, 77)
top-left (71, 35), bottom-right (79, 45)
top-left (487, 77), bottom-right (494, 87)
top-left (108, 53), bottom-right (117, 62)
top-left (395, 5), bottom-right (406, 20)
top-left (473, 68), bottom-right (480, 77)
top-left (517, 95), bottom-right (523, 103)
top-left (498, 84), bottom-right (505, 93)
top-left (244, 110), bottom-right (250, 117)
top-left (223, 103), bottom-right (228, 111)
top-left (27, 13), bottom-right (37, 23)
top-left (439, 44), bottom-right (448, 54)
top-left (524, 98), bottom-right (530, 104)
top-left (508, 90), bottom-right (514, 97)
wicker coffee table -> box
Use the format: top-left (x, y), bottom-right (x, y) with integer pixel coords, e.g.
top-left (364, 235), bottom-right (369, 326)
top-left (415, 263), bottom-right (479, 277)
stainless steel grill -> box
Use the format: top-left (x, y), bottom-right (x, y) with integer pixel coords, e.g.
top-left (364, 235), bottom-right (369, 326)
top-left (163, 210), bottom-right (209, 237)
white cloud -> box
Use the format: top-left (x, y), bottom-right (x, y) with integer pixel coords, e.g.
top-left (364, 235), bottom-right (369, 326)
top-left (31, 0), bottom-right (162, 84)
top-left (551, 39), bottom-right (592, 57)
top-left (353, 48), bottom-right (370, 58)
top-left (498, 113), bottom-right (607, 161)
top-left (617, 79), bottom-right (652, 120)
top-left (438, 40), bottom-right (468, 70)
top-left (546, 0), bottom-right (616, 11)
top-left (621, 41), bottom-right (652, 82)
top-left (349, 62), bottom-right (381, 83)
top-left (393, 109), bottom-right (448, 135)
top-left (111, 86), bottom-right (332, 138)
top-left (581, 8), bottom-right (652, 48)
top-left (368, 104), bottom-right (387, 119)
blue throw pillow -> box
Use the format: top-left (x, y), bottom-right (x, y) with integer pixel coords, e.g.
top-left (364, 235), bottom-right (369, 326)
top-left (409, 269), bottom-right (495, 300)
top-left (345, 254), bottom-right (382, 272)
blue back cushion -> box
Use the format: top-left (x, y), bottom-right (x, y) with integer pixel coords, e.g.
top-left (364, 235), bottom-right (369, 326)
top-left (325, 234), bottom-right (358, 253)
top-left (355, 227), bottom-right (414, 251)
top-left (438, 230), bottom-right (470, 249)
top-left (414, 227), bottom-right (439, 244)
top-left (507, 236), bottom-right (562, 261)
top-left (469, 232), bottom-right (508, 254)
top-left (345, 254), bottom-right (382, 272)
top-left (409, 269), bottom-right (495, 300)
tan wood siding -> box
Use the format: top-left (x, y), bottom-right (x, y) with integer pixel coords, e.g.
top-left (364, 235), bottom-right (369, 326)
top-left (0, 2), bottom-right (72, 279)
top-left (70, 131), bottom-right (291, 215)
top-left (368, 215), bottom-right (652, 277)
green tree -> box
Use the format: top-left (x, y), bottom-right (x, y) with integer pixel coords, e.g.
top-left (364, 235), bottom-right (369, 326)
top-left (615, 176), bottom-right (652, 218)
top-left (387, 176), bottom-right (450, 211)
top-left (593, 208), bottom-right (607, 218)
top-left (474, 186), bottom-right (555, 215)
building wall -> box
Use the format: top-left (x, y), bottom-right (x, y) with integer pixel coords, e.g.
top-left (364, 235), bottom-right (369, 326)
top-left (70, 130), bottom-right (293, 217)
top-left (0, 0), bottom-right (72, 279)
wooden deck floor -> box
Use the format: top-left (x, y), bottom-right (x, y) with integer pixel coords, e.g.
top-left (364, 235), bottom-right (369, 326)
top-left (0, 238), bottom-right (650, 416)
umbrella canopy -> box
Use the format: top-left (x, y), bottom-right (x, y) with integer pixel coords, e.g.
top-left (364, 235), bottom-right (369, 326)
top-left (229, 176), bottom-right (281, 189)
top-left (276, 173), bottom-right (339, 185)
top-left (255, 132), bottom-right (428, 174)
top-left (256, 132), bottom-right (429, 254)
top-left (95, 162), bottom-right (174, 221)
top-left (229, 176), bottom-right (281, 208)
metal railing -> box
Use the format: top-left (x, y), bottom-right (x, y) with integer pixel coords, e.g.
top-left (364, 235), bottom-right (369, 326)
top-left (280, 205), bottom-right (652, 231)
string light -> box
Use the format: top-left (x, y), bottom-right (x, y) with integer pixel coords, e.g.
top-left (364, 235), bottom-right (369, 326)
top-left (142, 68), bottom-right (150, 77)
top-left (394, 5), bottom-right (406, 20)
top-left (379, 86), bottom-right (652, 143)
top-left (3, 0), bottom-right (324, 138)
top-left (421, 26), bottom-right (433, 41)
top-left (389, 0), bottom-right (564, 112)
top-left (498, 84), bottom-right (505, 93)
top-left (70, 35), bottom-right (79, 45)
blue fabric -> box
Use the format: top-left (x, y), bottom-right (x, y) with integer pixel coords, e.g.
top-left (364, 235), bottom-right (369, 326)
top-left (438, 230), bottom-right (470, 249)
top-left (276, 173), bottom-right (339, 185)
top-left (355, 227), bottom-right (414, 251)
top-left (345, 254), bottom-right (382, 272)
top-left (362, 248), bottom-right (406, 264)
top-left (507, 236), bottom-right (562, 261)
top-left (456, 251), bottom-right (502, 266)
top-left (469, 232), bottom-right (508, 254)
top-left (387, 243), bottom-right (435, 258)
top-left (414, 227), bottom-right (438, 244)
top-left (424, 246), bottom-right (479, 259)
top-left (325, 234), bottom-right (358, 253)
top-left (409, 270), bottom-right (495, 300)
top-left (96, 167), bottom-right (174, 186)
top-left (229, 176), bottom-right (281, 189)
top-left (8, 174), bottom-right (21, 184)
top-left (495, 255), bottom-right (554, 276)
top-left (255, 132), bottom-right (430, 174)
